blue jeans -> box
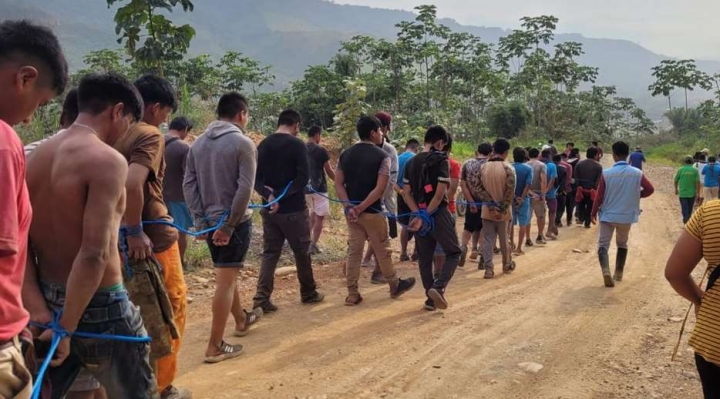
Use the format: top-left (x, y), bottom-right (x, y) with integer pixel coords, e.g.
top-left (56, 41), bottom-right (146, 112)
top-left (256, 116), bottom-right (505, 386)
top-left (40, 283), bottom-right (158, 399)
top-left (679, 197), bottom-right (695, 224)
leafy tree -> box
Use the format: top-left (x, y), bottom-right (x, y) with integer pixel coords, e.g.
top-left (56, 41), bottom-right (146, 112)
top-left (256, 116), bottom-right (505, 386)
top-left (291, 65), bottom-right (344, 128)
top-left (178, 54), bottom-right (222, 100)
top-left (649, 59), bottom-right (711, 111)
top-left (218, 51), bottom-right (275, 95)
top-left (487, 101), bottom-right (530, 138)
top-left (332, 79), bottom-right (370, 148)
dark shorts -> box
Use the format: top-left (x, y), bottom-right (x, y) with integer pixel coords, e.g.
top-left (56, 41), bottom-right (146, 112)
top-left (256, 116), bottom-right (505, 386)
top-left (207, 218), bottom-right (252, 268)
top-left (464, 208), bottom-right (483, 233)
top-left (397, 194), bottom-right (412, 226)
top-left (547, 198), bottom-right (558, 213)
top-left (41, 282), bottom-right (158, 399)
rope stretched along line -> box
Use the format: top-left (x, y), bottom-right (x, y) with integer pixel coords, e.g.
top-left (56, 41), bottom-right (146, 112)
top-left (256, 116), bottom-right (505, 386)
top-left (30, 311), bottom-right (151, 399)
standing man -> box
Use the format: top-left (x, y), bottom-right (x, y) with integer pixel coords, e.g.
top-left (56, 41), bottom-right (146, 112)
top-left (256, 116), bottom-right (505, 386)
top-left (511, 147), bottom-right (533, 256)
top-left (253, 110), bottom-right (324, 313)
top-left (335, 116), bottom-right (416, 305)
top-left (113, 75), bottom-right (189, 399)
top-left (563, 142), bottom-right (574, 157)
top-left (397, 139), bottom-right (420, 261)
top-left (592, 141), bottom-right (655, 287)
top-left (184, 92), bottom-right (262, 364)
top-left (674, 156), bottom-right (701, 224)
top-left (702, 156), bottom-right (720, 201)
top-left (0, 19), bottom-right (68, 398)
top-left (526, 148), bottom-right (548, 245)
top-left (567, 148), bottom-right (581, 225)
top-left (555, 153), bottom-right (573, 227)
top-left (24, 72), bottom-right (159, 398)
top-left (574, 147), bottom-right (603, 228)
top-left (477, 138), bottom-right (516, 278)
top-left (305, 125), bottom-right (335, 255)
top-left (459, 143), bottom-right (493, 266)
top-left (541, 149), bottom-right (559, 240)
top-left (402, 126), bottom-right (462, 311)
top-left (433, 134), bottom-right (461, 277)
top-left (163, 116), bottom-right (193, 266)
top-left (629, 146), bottom-right (646, 170)
top-left (542, 139), bottom-right (558, 156)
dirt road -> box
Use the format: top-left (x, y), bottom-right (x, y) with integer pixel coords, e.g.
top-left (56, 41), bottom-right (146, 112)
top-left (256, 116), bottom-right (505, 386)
top-left (175, 164), bottom-right (705, 399)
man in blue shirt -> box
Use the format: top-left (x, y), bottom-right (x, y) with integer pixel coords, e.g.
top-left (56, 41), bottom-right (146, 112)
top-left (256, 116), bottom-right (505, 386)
top-left (397, 139), bottom-right (420, 261)
top-left (511, 148), bottom-right (533, 255)
top-left (702, 156), bottom-right (720, 201)
top-left (629, 147), bottom-right (646, 170)
top-left (541, 149), bottom-right (558, 240)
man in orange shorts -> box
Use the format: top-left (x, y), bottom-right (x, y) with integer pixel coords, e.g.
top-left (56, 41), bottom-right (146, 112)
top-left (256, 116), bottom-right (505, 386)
top-left (113, 75), bottom-right (189, 399)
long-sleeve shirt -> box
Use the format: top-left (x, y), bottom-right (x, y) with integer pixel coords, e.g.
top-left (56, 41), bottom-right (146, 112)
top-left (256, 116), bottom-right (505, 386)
top-left (254, 133), bottom-right (310, 214)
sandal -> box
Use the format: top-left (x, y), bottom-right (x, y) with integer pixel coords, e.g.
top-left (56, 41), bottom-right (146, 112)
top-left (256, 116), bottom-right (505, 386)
top-left (344, 294), bottom-right (363, 306)
top-left (234, 308), bottom-right (263, 337)
top-left (204, 341), bottom-right (244, 364)
top-left (513, 250), bottom-right (525, 257)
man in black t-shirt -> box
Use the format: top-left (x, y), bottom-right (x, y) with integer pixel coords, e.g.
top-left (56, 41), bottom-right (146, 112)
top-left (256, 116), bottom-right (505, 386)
top-left (305, 126), bottom-right (335, 255)
top-left (252, 110), bottom-right (324, 313)
top-left (402, 126), bottom-right (462, 311)
top-left (335, 116), bottom-right (416, 305)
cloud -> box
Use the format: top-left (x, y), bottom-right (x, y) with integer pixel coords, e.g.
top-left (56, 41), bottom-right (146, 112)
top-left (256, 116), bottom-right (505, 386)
top-left (331, 0), bottom-right (720, 61)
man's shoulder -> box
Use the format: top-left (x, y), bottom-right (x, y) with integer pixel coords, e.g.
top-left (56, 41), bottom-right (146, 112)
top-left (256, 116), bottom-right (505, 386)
top-left (0, 119), bottom-right (22, 153)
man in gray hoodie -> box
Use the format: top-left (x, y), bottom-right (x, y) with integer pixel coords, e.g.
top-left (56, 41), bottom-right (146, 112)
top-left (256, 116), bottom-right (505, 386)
top-left (183, 92), bottom-right (262, 364)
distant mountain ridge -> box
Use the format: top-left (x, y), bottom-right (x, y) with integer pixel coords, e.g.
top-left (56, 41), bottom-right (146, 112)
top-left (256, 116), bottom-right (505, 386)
top-left (2, 0), bottom-right (718, 118)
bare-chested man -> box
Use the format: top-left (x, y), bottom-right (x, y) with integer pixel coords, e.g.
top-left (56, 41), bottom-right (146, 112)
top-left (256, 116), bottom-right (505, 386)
top-left (23, 72), bottom-right (159, 398)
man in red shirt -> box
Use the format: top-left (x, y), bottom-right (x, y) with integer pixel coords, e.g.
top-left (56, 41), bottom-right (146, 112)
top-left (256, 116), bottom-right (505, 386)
top-left (0, 20), bottom-right (68, 398)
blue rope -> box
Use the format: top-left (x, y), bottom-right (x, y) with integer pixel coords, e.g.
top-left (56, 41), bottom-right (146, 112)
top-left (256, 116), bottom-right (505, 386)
top-left (30, 311), bottom-right (151, 399)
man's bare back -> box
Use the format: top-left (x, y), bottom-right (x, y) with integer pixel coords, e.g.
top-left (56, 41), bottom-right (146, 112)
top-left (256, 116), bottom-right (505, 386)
top-left (27, 126), bottom-right (127, 289)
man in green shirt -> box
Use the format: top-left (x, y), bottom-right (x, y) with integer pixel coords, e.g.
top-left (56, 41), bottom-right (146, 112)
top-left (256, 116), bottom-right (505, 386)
top-left (675, 156), bottom-right (701, 224)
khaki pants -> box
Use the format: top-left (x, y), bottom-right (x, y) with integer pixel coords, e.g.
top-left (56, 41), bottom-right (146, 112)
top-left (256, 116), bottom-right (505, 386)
top-left (346, 213), bottom-right (398, 295)
top-left (0, 337), bottom-right (32, 399)
top-left (704, 187), bottom-right (719, 201)
top-left (598, 222), bottom-right (632, 251)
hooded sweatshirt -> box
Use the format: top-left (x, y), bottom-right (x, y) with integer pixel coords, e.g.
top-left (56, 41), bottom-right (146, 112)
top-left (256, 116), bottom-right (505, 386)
top-left (183, 120), bottom-right (257, 235)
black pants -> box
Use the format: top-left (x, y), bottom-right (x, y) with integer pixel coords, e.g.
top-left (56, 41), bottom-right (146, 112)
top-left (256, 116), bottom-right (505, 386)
top-left (566, 187), bottom-right (577, 223)
top-left (680, 197), bottom-right (695, 224)
top-left (696, 353), bottom-right (720, 398)
top-left (415, 208), bottom-right (461, 297)
top-left (577, 193), bottom-right (594, 227)
top-left (555, 193), bottom-right (567, 225)
top-left (253, 209), bottom-right (318, 305)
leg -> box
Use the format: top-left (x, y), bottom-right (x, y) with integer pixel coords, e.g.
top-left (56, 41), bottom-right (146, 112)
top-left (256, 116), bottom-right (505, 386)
top-left (566, 190), bottom-right (576, 224)
top-left (432, 209), bottom-right (462, 289)
top-left (253, 211), bottom-right (285, 308)
top-left (556, 195), bottom-right (565, 226)
top-left (400, 226), bottom-right (411, 258)
top-left (497, 220), bottom-right (512, 272)
top-left (154, 242), bottom-right (187, 394)
top-left (362, 246), bottom-right (374, 264)
top-left (362, 213), bottom-right (400, 284)
top-left (312, 215), bottom-right (325, 246)
top-left (517, 221), bottom-right (526, 253)
top-left (280, 210), bottom-right (320, 302)
top-left (0, 339), bottom-right (32, 399)
top-left (206, 267), bottom-right (241, 356)
top-left (346, 217), bottom-right (368, 298)
top-left (482, 220), bottom-right (498, 274)
top-left (597, 222), bottom-right (616, 287)
top-left (696, 353), bottom-right (720, 398)
top-left (547, 199), bottom-right (558, 237)
top-left (415, 232), bottom-right (437, 296)
top-left (177, 232), bottom-right (188, 264)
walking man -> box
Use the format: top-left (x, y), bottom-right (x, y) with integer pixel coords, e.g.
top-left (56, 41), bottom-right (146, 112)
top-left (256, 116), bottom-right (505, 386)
top-left (574, 147), bottom-right (603, 228)
top-left (402, 126), bottom-right (462, 311)
top-left (511, 147), bottom-right (533, 256)
top-left (25, 72), bottom-right (158, 398)
top-left (702, 156), bottom-right (720, 201)
top-left (592, 141), bottom-right (655, 287)
top-left (541, 149), bottom-right (559, 240)
top-left (526, 148), bottom-right (548, 245)
top-left (163, 116), bottom-right (193, 266)
top-left (477, 139), bottom-right (517, 278)
top-left (335, 116), bottom-right (416, 305)
top-left (397, 139), bottom-right (420, 261)
top-left (253, 110), bottom-right (325, 312)
top-left (305, 125), bottom-right (335, 255)
top-left (629, 146), bottom-right (646, 170)
top-left (433, 134), bottom-right (461, 276)
top-left (674, 156), bottom-right (701, 224)
top-left (113, 75), bottom-right (189, 399)
top-left (0, 20), bottom-right (68, 398)
top-left (555, 153), bottom-right (573, 227)
top-left (184, 92), bottom-right (263, 364)
top-left (459, 143), bottom-right (493, 266)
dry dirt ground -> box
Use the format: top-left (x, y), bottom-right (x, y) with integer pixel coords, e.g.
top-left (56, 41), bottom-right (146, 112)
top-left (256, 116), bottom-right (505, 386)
top-left (175, 164), bottom-right (707, 399)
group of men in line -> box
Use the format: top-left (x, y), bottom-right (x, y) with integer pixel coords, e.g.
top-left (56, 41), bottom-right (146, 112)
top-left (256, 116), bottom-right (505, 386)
top-left (673, 149), bottom-right (720, 224)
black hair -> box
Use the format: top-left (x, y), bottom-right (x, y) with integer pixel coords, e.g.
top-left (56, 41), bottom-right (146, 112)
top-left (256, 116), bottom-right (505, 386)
top-left (586, 147), bottom-right (599, 159)
top-left (592, 141), bottom-right (599, 146)
top-left (0, 20), bottom-right (68, 94)
top-left (512, 147), bottom-right (527, 163)
top-left (308, 125), bottom-right (322, 137)
top-left (59, 88), bottom-right (79, 127)
top-left (528, 148), bottom-right (540, 158)
top-left (693, 152), bottom-right (703, 162)
top-left (133, 74), bottom-right (177, 112)
top-left (684, 157), bottom-right (694, 165)
top-left (424, 125), bottom-right (448, 145)
top-left (566, 142), bottom-right (574, 147)
top-left (493, 138), bottom-right (510, 155)
top-left (612, 141), bottom-right (630, 158)
top-left (357, 115), bottom-right (381, 140)
top-left (443, 133), bottom-right (453, 152)
top-left (560, 152), bottom-right (568, 159)
top-left (405, 139), bottom-right (420, 151)
top-left (570, 148), bottom-right (580, 158)
top-left (77, 72), bottom-right (143, 122)
top-left (478, 143), bottom-right (493, 156)
top-left (169, 116), bottom-right (193, 131)
top-left (278, 109), bottom-right (302, 127)
top-left (548, 139), bottom-right (554, 144)
top-left (541, 149), bottom-right (551, 159)
top-left (553, 154), bottom-right (562, 163)
top-left (710, 156), bottom-right (717, 163)
top-left (217, 92), bottom-right (249, 120)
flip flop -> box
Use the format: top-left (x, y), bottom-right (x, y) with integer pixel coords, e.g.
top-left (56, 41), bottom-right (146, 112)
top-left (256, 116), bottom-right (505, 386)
top-left (234, 308), bottom-right (263, 337)
top-left (204, 341), bottom-right (244, 364)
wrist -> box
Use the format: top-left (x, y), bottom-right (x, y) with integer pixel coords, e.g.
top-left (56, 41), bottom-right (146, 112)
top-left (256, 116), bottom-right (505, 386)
top-left (123, 224), bottom-right (143, 237)
top-left (58, 316), bottom-right (77, 334)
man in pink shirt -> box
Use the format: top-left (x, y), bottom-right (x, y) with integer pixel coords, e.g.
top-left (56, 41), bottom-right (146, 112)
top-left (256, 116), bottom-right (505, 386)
top-left (0, 20), bottom-right (68, 398)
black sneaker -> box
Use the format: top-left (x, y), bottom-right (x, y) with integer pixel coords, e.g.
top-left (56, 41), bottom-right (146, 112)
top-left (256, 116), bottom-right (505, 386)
top-left (391, 277), bottom-right (416, 299)
top-left (254, 301), bottom-right (278, 313)
top-left (536, 236), bottom-right (547, 245)
top-left (458, 245), bottom-right (468, 267)
top-left (525, 239), bottom-right (534, 247)
top-left (371, 272), bottom-right (387, 285)
top-left (302, 292), bottom-right (325, 304)
top-left (428, 288), bottom-right (448, 310)
top-left (423, 299), bottom-right (436, 311)
top-left (478, 257), bottom-right (485, 270)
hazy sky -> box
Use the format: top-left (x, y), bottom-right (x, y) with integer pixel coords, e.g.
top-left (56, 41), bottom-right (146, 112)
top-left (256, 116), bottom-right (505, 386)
top-left (333, 0), bottom-right (720, 61)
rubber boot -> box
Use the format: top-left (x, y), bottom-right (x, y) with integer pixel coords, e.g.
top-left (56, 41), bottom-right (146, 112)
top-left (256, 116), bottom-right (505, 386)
top-left (598, 248), bottom-right (614, 287)
top-left (614, 248), bottom-right (628, 282)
